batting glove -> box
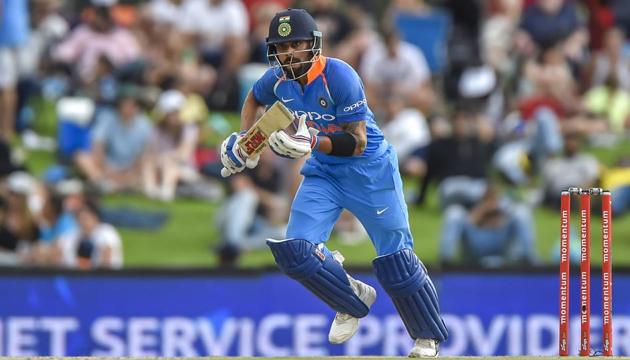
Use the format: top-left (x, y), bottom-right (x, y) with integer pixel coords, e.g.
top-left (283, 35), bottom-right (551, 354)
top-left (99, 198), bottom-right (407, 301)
top-left (220, 132), bottom-right (260, 177)
top-left (268, 115), bottom-right (318, 159)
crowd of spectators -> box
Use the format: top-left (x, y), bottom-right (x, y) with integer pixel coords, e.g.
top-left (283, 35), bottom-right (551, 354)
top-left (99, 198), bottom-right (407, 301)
top-left (0, 0), bottom-right (629, 269)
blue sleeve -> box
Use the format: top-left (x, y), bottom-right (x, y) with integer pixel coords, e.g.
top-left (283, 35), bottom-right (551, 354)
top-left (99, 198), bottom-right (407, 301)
top-left (252, 68), bottom-right (279, 106)
top-left (91, 109), bottom-right (114, 143)
top-left (328, 61), bottom-right (368, 123)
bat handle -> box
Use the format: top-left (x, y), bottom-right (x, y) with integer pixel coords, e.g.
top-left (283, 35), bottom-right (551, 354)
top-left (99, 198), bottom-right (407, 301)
top-left (220, 167), bottom-right (231, 178)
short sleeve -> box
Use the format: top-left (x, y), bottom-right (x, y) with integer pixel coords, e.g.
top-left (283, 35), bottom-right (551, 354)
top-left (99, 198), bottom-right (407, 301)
top-left (252, 68), bottom-right (279, 106)
top-left (328, 61), bottom-right (368, 123)
top-left (226, 1), bottom-right (249, 37)
top-left (91, 109), bottom-right (114, 142)
top-left (95, 225), bottom-right (122, 249)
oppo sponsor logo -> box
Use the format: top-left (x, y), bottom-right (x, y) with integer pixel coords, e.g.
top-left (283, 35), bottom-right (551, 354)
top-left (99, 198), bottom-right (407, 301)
top-left (343, 98), bottom-right (366, 112)
top-left (292, 110), bottom-right (336, 122)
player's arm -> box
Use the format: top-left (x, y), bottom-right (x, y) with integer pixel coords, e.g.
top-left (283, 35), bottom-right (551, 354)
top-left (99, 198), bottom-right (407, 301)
top-left (315, 120), bottom-right (367, 156)
top-left (220, 70), bottom-right (275, 176)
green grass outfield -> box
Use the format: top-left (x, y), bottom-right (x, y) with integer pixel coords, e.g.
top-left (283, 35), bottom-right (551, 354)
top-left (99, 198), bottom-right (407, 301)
top-left (24, 110), bottom-right (630, 269)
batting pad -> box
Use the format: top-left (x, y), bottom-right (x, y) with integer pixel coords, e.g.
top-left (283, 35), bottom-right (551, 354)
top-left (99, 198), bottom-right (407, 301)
top-left (266, 238), bottom-right (369, 318)
top-left (373, 248), bottom-right (449, 342)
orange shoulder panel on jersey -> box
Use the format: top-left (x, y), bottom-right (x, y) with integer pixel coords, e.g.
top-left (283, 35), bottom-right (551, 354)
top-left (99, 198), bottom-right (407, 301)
top-left (307, 56), bottom-right (327, 85)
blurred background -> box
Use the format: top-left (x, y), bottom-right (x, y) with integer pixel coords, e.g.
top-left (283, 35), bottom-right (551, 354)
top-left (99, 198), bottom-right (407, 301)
top-left (0, 0), bottom-right (628, 270)
top-left (0, 0), bottom-right (629, 356)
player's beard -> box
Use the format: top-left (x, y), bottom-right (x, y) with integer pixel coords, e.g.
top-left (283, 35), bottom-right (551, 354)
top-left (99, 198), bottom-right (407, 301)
top-left (282, 60), bottom-right (311, 80)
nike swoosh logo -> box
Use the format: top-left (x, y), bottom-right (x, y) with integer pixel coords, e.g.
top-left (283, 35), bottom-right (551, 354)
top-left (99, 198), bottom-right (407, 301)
top-left (281, 97), bottom-right (294, 103)
top-left (377, 207), bottom-right (389, 215)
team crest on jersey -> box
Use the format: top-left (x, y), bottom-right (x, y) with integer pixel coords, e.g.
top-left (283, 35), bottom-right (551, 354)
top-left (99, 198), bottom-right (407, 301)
top-left (318, 97), bottom-right (328, 108)
top-left (278, 22), bottom-right (291, 37)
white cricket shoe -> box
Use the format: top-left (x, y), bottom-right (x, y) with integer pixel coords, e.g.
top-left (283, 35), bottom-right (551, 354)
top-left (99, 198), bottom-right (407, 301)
top-left (328, 277), bottom-right (377, 344)
top-left (409, 338), bottom-right (439, 358)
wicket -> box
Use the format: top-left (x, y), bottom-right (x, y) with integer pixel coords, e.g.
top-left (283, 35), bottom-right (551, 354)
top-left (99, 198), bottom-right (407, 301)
top-left (559, 187), bottom-right (613, 356)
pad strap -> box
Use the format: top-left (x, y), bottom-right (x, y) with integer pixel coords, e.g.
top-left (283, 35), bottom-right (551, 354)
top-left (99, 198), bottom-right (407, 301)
top-left (373, 248), bottom-right (449, 342)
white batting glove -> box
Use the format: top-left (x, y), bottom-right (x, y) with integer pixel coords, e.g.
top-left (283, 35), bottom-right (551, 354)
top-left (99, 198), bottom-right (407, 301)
top-left (220, 132), bottom-right (260, 177)
top-left (268, 115), bottom-right (318, 159)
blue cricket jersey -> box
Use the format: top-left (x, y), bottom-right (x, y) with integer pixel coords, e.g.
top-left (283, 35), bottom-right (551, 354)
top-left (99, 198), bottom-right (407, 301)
top-left (252, 56), bottom-right (385, 164)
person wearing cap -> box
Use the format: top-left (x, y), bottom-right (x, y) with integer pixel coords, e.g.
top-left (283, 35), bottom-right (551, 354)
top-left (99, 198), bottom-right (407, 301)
top-left (142, 90), bottom-right (199, 201)
top-left (218, 8), bottom-right (447, 357)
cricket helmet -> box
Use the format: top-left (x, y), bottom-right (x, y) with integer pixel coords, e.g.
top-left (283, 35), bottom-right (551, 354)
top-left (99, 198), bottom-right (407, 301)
top-left (266, 8), bottom-right (323, 80)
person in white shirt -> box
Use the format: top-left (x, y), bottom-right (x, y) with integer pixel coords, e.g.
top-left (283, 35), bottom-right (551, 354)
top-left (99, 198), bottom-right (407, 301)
top-left (143, 89), bottom-right (199, 201)
top-left (360, 28), bottom-right (434, 115)
top-left (181, 0), bottom-right (250, 108)
top-left (144, 0), bottom-right (190, 32)
top-left (380, 93), bottom-right (430, 163)
top-left (59, 200), bottom-right (123, 269)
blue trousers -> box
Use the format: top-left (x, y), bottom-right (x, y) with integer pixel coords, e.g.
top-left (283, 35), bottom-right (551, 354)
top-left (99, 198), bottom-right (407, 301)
top-left (286, 144), bottom-right (413, 256)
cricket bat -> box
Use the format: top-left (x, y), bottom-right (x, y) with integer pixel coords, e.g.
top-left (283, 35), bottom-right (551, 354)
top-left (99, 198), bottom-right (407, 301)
top-left (221, 101), bottom-right (295, 177)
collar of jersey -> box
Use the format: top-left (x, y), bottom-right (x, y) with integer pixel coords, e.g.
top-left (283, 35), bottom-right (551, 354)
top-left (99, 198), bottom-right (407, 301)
top-left (306, 56), bottom-right (327, 85)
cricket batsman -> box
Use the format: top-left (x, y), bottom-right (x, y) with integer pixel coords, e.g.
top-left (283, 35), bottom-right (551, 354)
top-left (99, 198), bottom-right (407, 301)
top-left (219, 8), bottom-right (448, 357)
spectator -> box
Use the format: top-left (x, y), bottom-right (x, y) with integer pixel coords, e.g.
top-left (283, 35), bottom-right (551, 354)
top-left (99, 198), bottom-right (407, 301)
top-left (582, 28), bottom-right (630, 133)
top-left (383, 0), bottom-right (432, 26)
top-left (307, 0), bottom-right (356, 57)
top-left (584, 27), bottom-right (630, 91)
top-left (442, 0), bottom-right (484, 71)
top-left (216, 150), bottom-right (287, 266)
top-left (139, 0), bottom-right (217, 96)
top-left (0, 197), bottom-right (21, 265)
top-left (58, 200), bottom-right (123, 269)
top-left (0, 138), bottom-right (23, 177)
top-left (519, 36), bottom-right (578, 111)
top-left (380, 92), bottom-right (431, 182)
top-left (583, 73), bottom-right (630, 134)
top-left (143, 89), bottom-right (200, 201)
top-left (143, 0), bottom-right (190, 32)
top-left (542, 130), bottom-right (601, 206)
top-left (360, 28), bottom-right (434, 115)
top-left (0, 0), bottom-right (29, 140)
top-left (602, 157), bottom-right (630, 217)
top-left (181, 0), bottom-right (250, 109)
top-left (516, 0), bottom-right (587, 61)
top-left (27, 187), bottom-right (78, 266)
top-left (418, 108), bottom-right (495, 208)
top-left (2, 172), bottom-right (42, 264)
top-left (248, 1), bottom-right (284, 63)
top-left (75, 91), bottom-right (153, 192)
top-left (493, 107), bottom-right (564, 186)
top-left (440, 184), bottom-right (539, 268)
top-left (333, 3), bottom-right (378, 69)
top-left (482, 0), bottom-right (522, 75)
top-left (53, 2), bottom-right (141, 84)
top-left (174, 74), bottom-right (211, 124)
top-left (16, 0), bottom-right (68, 133)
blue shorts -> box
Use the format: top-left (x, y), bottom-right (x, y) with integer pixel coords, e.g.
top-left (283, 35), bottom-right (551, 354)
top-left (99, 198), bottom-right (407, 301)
top-left (286, 144), bottom-right (413, 256)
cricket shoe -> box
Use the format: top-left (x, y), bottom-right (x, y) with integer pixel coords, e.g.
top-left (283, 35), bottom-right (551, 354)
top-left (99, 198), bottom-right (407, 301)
top-left (409, 338), bottom-right (439, 358)
top-left (328, 276), bottom-right (377, 344)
